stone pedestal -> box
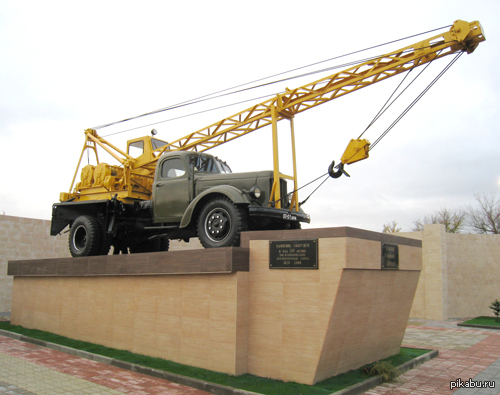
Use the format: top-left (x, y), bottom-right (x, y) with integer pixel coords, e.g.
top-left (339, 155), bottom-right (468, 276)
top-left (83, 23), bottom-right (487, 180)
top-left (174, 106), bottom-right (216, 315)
top-left (9, 227), bottom-right (421, 385)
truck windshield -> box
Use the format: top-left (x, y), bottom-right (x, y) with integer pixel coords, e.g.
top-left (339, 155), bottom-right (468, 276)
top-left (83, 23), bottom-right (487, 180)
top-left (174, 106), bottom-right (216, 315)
top-left (190, 155), bottom-right (232, 174)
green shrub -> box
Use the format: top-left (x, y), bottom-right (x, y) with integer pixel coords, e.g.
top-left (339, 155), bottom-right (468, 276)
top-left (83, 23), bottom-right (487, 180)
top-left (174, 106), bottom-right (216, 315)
top-left (489, 299), bottom-right (500, 322)
top-left (361, 361), bottom-right (399, 382)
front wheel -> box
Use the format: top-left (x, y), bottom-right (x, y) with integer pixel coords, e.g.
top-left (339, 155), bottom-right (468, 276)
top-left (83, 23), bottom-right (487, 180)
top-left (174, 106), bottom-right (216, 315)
top-left (68, 215), bottom-right (102, 257)
top-left (197, 198), bottom-right (247, 248)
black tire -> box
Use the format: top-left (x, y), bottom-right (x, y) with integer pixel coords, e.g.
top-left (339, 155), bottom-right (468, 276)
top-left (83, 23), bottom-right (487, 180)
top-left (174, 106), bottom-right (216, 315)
top-left (69, 215), bottom-right (102, 257)
top-left (197, 197), bottom-right (247, 248)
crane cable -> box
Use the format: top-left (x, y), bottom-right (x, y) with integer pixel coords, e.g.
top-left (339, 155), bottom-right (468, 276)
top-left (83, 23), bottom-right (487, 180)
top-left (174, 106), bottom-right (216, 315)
top-left (100, 44), bottom-right (451, 138)
top-left (279, 49), bottom-right (465, 207)
top-left (95, 25), bottom-right (451, 134)
top-left (368, 51), bottom-right (464, 151)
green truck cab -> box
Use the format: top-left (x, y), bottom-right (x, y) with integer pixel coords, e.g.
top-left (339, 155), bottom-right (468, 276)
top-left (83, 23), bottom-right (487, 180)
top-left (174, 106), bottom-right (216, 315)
top-left (149, 150), bottom-right (310, 248)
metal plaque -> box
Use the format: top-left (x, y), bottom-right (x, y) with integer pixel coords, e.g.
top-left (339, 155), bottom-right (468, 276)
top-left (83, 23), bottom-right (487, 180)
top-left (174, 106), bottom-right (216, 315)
top-left (269, 239), bottom-right (318, 269)
top-left (381, 243), bottom-right (399, 269)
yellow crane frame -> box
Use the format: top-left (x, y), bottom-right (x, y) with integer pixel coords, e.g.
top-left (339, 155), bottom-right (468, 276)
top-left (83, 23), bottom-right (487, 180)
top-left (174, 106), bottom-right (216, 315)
top-left (66, 20), bottom-right (485, 209)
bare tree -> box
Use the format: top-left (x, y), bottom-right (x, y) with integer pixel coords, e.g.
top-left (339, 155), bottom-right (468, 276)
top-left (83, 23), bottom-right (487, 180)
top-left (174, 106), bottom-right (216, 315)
top-left (467, 192), bottom-right (500, 234)
top-left (382, 220), bottom-right (401, 233)
top-left (411, 207), bottom-right (467, 233)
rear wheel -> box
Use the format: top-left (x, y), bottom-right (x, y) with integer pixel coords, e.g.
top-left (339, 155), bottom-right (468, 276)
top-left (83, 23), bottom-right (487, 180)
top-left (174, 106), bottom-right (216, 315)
top-left (69, 215), bottom-right (102, 257)
top-left (197, 197), bottom-right (247, 248)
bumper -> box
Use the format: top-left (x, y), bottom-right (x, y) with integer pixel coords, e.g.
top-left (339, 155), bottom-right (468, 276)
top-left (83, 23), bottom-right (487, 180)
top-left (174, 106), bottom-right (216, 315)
top-left (248, 206), bottom-right (310, 223)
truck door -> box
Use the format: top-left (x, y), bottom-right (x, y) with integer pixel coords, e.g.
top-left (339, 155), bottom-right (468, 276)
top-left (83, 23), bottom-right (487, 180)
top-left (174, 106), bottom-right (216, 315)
top-left (153, 156), bottom-right (191, 223)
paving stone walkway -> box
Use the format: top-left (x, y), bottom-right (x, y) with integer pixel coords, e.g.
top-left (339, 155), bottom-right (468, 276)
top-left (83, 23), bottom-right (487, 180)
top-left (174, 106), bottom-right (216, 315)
top-left (365, 318), bottom-right (500, 395)
top-left (0, 318), bottom-right (499, 394)
top-left (0, 336), bottom-right (209, 395)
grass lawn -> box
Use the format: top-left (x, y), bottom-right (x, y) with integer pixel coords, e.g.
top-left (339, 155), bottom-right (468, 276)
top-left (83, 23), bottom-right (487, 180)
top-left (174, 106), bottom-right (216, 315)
top-left (0, 321), bottom-right (429, 395)
top-left (462, 316), bottom-right (500, 328)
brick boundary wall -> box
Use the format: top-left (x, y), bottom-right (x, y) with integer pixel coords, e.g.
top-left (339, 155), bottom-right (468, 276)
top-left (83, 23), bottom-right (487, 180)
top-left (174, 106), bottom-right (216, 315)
top-left (0, 215), bottom-right (70, 314)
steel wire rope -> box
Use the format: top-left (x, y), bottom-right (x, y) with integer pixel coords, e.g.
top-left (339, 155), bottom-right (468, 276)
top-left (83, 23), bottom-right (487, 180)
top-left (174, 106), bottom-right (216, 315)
top-left (368, 51), bottom-right (464, 151)
top-left (101, 52), bottom-right (415, 138)
top-left (101, 41), bottom-right (454, 139)
top-left (95, 25), bottom-right (451, 133)
top-left (100, 53), bottom-right (404, 137)
top-left (339, 49), bottom-right (459, 165)
top-left (278, 49), bottom-right (463, 207)
top-left (102, 92), bottom-right (281, 137)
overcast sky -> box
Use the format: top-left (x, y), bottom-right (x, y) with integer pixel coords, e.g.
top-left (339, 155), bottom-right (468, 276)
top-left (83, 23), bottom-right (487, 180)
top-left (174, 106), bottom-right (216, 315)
top-left (0, 0), bottom-right (498, 233)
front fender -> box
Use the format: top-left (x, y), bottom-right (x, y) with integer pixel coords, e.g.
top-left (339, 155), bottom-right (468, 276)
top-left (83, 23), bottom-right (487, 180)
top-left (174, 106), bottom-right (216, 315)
top-left (180, 185), bottom-right (251, 228)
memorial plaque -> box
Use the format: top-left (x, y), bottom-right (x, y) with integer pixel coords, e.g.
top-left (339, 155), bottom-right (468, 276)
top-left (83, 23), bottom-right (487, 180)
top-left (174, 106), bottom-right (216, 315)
top-left (269, 239), bottom-right (318, 269)
top-left (381, 243), bottom-right (399, 269)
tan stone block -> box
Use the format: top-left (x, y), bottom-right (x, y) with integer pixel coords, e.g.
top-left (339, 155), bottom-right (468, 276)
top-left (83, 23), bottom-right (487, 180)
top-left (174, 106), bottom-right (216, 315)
top-left (346, 238), bottom-right (380, 269)
top-left (112, 325), bottom-right (134, 351)
top-left (247, 343), bottom-right (282, 378)
top-left (133, 311), bottom-right (157, 335)
top-left (249, 240), bottom-right (270, 263)
top-left (133, 293), bottom-right (157, 315)
top-left (113, 301), bottom-right (135, 328)
top-left (181, 276), bottom-right (211, 300)
top-left (283, 282), bottom-right (320, 308)
top-left (315, 348), bottom-right (342, 382)
top-left (249, 281), bottom-right (283, 321)
top-left (282, 321), bottom-right (322, 354)
top-left (283, 268), bottom-right (320, 283)
top-left (181, 335), bottom-right (210, 361)
top-left (157, 332), bottom-right (181, 361)
top-left (93, 322), bottom-right (114, 343)
top-left (249, 269), bottom-right (284, 283)
top-left (210, 275), bottom-right (237, 301)
top-left (132, 331), bottom-right (157, 354)
top-left (157, 295), bottom-right (182, 316)
top-left (182, 297), bottom-right (210, 320)
top-left (248, 317), bottom-right (282, 351)
top-left (76, 306), bottom-right (96, 330)
top-left (156, 313), bottom-right (181, 335)
top-left (283, 346), bottom-right (320, 376)
top-left (210, 319), bottom-right (236, 344)
top-left (182, 317), bottom-right (210, 340)
top-left (95, 305), bottom-right (114, 328)
top-left (209, 341), bottom-right (236, 374)
top-left (59, 311), bottom-right (80, 335)
top-left (399, 245), bottom-right (422, 270)
top-left (210, 299), bottom-right (236, 323)
top-left (318, 238), bottom-right (347, 270)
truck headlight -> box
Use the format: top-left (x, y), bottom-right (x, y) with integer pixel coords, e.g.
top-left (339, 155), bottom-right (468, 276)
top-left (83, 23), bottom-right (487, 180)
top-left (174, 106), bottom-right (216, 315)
top-left (250, 186), bottom-right (261, 199)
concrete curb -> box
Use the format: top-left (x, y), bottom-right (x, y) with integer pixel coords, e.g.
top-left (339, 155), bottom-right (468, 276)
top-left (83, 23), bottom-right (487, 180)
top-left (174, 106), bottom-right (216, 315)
top-left (0, 329), bottom-right (437, 395)
top-left (330, 349), bottom-right (439, 395)
top-left (457, 322), bottom-right (500, 331)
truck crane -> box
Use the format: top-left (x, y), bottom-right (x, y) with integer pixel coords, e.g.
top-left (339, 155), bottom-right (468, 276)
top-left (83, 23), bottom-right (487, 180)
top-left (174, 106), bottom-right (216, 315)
top-left (51, 20), bottom-right (485, 257)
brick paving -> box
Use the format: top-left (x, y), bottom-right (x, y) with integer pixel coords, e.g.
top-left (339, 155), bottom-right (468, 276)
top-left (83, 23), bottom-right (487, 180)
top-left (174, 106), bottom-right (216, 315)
top-left (0, 336), bottom-right (209, 395)
top-left (365, 319), bottom-right (500, 395)
top-left (0, 318), bottom-right (499, 394)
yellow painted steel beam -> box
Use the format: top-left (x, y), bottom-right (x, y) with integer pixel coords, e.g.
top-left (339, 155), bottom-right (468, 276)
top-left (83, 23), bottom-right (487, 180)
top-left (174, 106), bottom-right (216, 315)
top-left (70, 21), bottom-right (484, 205)
top-left (155, 20), bottom-right (484, 155)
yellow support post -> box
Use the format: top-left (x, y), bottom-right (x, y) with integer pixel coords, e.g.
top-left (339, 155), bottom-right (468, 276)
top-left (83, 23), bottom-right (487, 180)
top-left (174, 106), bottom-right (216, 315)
top-left (270, 104), bottom-right (281, 208)
top-left (289, 117), bottom-right (299, 212)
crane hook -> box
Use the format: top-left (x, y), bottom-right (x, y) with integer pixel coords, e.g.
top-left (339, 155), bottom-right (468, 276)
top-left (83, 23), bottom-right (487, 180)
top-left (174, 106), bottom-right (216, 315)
top-left (328, 161), bottom-right (350, 179)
